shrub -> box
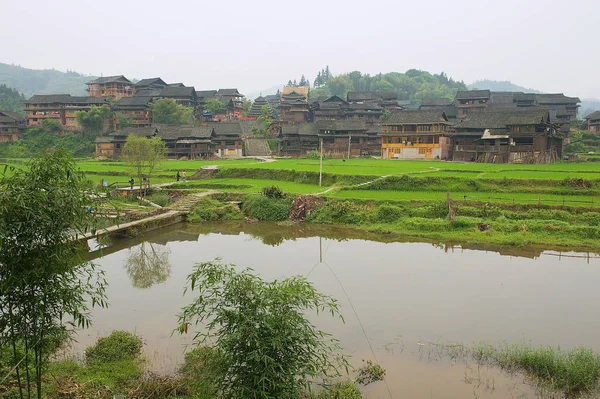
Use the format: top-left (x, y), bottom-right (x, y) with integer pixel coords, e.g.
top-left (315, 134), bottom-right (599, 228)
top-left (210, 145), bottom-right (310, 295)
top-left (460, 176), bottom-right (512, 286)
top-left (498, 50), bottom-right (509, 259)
top-left (188, 198), bottom-right (243, 222)
top-left (262, 185), bottom-right (286, 199)
top-left (376, 205), bottom-right (403, 222)
top-left (316, 381), bottom-right (362, 398)
top-left (147, 192), bottom-right (170, 207)
top-left (242, 195), bottom-right (292, 221)
top-left (85, 330), bottom-right (143, 364)
top-left (176, 261), bottom-right (348, 399)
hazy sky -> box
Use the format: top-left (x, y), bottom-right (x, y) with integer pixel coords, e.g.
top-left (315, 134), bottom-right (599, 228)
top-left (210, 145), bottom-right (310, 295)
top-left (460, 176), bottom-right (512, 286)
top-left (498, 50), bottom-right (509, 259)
top-left (2, 0), bottom-right (598, 98)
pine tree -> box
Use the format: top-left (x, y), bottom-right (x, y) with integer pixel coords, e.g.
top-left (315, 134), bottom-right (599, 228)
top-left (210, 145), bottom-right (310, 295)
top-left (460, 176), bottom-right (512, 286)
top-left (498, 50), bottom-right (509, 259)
top-left (293, 79), bottom-right (298, 86)
top-left (287, 80), bottom-right (293, 87)
top-left (314, 72), bottom-right (322, 88)
top-left (299, 75), bottom-right (307, 86)
top-left (325, 66), bottom-right (331, 81)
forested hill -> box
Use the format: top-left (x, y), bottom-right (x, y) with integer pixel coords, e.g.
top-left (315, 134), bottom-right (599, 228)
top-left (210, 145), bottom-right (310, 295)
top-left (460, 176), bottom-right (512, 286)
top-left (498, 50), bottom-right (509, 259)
top-left (0, 85), bottom-right (25, 113)
top-left (308, 69), bottom-right (467, 101)
top-left (468, 80), bottom-right (542, 93)
top-left (0, 63), bottom-right (97, 98)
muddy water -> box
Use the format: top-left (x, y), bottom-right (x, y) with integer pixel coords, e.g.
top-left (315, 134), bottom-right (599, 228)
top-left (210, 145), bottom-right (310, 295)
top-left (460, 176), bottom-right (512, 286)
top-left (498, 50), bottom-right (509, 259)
top-left (79, 222), bottom-right (600, 398)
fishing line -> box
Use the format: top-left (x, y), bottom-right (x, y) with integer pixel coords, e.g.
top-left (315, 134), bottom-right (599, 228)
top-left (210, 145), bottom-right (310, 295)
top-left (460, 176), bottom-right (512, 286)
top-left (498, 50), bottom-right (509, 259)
top-left (322, 260), bottom-right (394, 399)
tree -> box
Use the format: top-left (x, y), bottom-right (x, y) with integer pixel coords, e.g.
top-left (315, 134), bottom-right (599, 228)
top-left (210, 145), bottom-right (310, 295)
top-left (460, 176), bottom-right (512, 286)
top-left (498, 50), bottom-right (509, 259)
top-left (150, 98), bottom-right (193, 124)
top-left (0, 150), bottom-right (108, 399)
top-left (202, 98), bottom-right (227, 116)
top-left (287, 80), bottom-right (294, 86)
top-left (41, 118), bottom-right (61, 133)
top-left (0, 84), bottom-right (25, 113)
top-left (76, 104), bottom-right (111, 135)
top-left (115, 112), bottom-right (131, 129)
top-left (241, 98), bottom-right (252, 117)
top-left (299, 75), bottom-right (307, 86)
top-left (177, 260), bottom-right (349, 399)
top-left (124, 242), bottom-right (171, 289)
top-left (122, 135), bottom-right (166, 192)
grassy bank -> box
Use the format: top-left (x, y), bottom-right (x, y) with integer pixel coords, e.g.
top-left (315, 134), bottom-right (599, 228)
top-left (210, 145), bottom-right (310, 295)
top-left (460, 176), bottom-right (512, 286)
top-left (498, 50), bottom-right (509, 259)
top-left (186, 192), bottom-right (600, 251)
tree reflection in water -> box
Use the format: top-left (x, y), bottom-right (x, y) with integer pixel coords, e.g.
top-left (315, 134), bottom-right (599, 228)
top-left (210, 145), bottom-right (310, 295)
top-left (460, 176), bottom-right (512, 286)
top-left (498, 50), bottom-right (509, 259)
top-left (124, 242), bottom-right (171, 289)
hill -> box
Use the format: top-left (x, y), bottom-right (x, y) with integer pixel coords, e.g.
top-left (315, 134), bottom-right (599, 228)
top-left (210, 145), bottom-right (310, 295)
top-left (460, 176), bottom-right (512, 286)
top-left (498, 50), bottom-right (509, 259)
top-left (0, 63), bottom-right (97, 98)
top-left (308, 69), bottom-right (467, 101)
top-left (468, 80), bottom-right (542, 93)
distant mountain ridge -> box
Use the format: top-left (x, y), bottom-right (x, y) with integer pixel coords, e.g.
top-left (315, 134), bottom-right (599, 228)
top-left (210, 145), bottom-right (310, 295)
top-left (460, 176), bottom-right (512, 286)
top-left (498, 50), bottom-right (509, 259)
top-left (0, 63), bottom-right (97, 98)
top-left (468, 80), bottom-right (542, 94)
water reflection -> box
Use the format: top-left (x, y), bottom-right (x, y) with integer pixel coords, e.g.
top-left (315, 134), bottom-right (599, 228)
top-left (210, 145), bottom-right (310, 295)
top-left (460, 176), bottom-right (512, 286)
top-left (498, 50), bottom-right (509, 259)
top-left (123, 242), bottom-right (171, 289)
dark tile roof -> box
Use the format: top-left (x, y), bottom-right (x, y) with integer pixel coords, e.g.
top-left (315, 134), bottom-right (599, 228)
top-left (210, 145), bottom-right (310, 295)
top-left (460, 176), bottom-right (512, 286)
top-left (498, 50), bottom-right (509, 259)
top-left (455, 90), bottom-right (490, 100)
top-left (420, 97), bottom-right (453, 106)
top-left (167, 83), bottom-right (185, 87)
top-left (535, 93), bottom-right (581, 105)
top-left (585, 111), bottom-right (600, 120)
top-left (110, 124), bottom-right (213, 139)
top-left (87, 75), bottom-right (132, 85)
top-left (25, 95), bottom-right (108, 105)
top-left (323, 95), bottom-right (348, 104)
top-left (347, 91), bottom-right (397, 102)
top-left (135, 78), bottom-right (167, 87)
top-left (453, 109), bottom-right (552, 130)
top-left (345, 102), bottom-right (383, 111)
top-left (135, 88), bottom-right (163, 97)
top-left (489, 92), bottom-right (519, 104)
top-left (94, 136), bottom-right (113, 143)
top-left (514, 93), bottom-right (536, 102)
top-left (217, 89), bottom-right (243, 97)
top-left (113, 97), bottom-right (154, 107)
top-left (317, 102), bottom-right (342, 110)
top-left (196, 90), bottom-right (218, 98)
top-left (208, 122), bottom-right (242, 136)
top-left (384, 110), bottom-right (449, 125)
top-left (159, 86), bottom-right (196, 97)
top-left (314, 120), bottom-right (368, 131)
top-left (0, 111), bottom-right (25, 121)
top-left (25, 94), bottom-right (72, 104)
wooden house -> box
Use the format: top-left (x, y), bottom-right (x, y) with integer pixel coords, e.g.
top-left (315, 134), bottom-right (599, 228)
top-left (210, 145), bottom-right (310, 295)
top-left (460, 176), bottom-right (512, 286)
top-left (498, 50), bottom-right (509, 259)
top-left (112, 97), bottom-right (154, 128)
top-left (208, 122), bottom-right (244, 157)
top-left (279, 90), bottom-right (309, 123)
top-left (25, 95), bottom-right (109, 130)
top-left (450, 109), bottom-right (562, 163)
top-left (86, 75), bottom-right (133, 99)
top-left (157, 86), bottom-right (197, 108)
top-left (279, 120), bottom-right (380, 157)
top-left (455, 90), bottom-right (490, 117)
top-left (134, 78), bottom-right (167, 95)
top-left (584, 111), bottom-right (600, 133)
top-left (216, 89), bottom-right (245, 116)
top-left (0, 111), bottom-right (25, 141)
top-left (98, 124), bottom-right (215, 159)
top-left (312, 95), bottom-right (348, 121)
top-left (535, 94), bottom-right (580, 135)
top-left (380, 110), bottom-right (450, 159)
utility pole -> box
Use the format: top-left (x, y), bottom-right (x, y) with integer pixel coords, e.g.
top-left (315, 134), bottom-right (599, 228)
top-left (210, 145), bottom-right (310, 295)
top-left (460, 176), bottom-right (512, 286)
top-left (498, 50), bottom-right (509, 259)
top-left (347, 135), bottom-right (351, 159)
top-left (319, 137), bottom-right (323, 187)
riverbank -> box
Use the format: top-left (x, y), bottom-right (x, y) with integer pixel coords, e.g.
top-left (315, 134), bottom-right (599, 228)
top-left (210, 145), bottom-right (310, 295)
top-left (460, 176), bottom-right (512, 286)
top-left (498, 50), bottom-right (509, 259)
top-left (186, 192), bottom-right (600, 253)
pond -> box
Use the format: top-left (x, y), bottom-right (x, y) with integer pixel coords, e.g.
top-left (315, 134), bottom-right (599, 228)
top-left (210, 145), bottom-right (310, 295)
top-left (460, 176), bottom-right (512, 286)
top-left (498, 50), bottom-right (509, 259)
top-left (79, 222), bottom-right (600, 398)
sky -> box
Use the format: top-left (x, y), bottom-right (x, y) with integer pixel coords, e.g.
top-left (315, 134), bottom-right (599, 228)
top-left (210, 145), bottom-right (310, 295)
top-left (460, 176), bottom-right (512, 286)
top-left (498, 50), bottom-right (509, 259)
top-left (1, 0), bottom-right (598, 98)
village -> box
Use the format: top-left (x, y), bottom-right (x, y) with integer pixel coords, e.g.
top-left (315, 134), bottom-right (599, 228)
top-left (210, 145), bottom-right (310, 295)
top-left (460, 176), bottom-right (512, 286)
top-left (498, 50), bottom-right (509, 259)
top-left (0, 73), bottom-right (593, 164)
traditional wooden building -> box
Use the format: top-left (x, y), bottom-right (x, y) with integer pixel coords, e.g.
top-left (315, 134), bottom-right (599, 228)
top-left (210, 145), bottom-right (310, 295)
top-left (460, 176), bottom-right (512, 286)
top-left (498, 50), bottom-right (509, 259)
top-left (279, 120), bottom-right (380, 157)
top-left (247, 96), bottom-right (271, 119)
top-left (584, 111), bottom-right (600, 133)
top-left (0, 111), bottom-right (25, 141)
top-left (450, 109), bottom-right (562, 163)
top-left (279, 90), bottom-right (309, 123)
top-left (312, 95), bottom-right (348, 121)
top-left (25, 95), bottom-right (109, 130)
top-left (208, 122), bottom-right (244, 157)
top-left (97, 124), bottom-right (228, 159)
top-left (86, 76), bottom-right (133, 99)
top-left (157, 86), bottom-right (197, 108)
top-left (535, 94), bottom-right (580, 135)
top-left (112, 97), bottom-right (154, 128)
top-left (455, 90), bottom-right (490, 117)
top-left (134, 78), bottom-right (167, 94)
top-left (380, 110), bottom-right (450, 159)
top-left (216, 89), bottom-right (245, 116)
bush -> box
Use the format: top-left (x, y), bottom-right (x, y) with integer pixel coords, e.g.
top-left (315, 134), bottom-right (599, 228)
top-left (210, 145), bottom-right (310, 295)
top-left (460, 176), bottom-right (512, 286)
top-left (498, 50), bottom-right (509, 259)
top-left (188, 198), bottom-right (243, 222)
top-left (316, 381), bottom-right (362, 398)
top-left (242, 195), bottom-right (292, 221)
top-left (85, 330), bottom-right (143, 364)
top-left (376, 205), bottom-right (403, 221)
top-left (147, 192), bottom-right (170, 207)
top-left (262, 185), bottom-right (286, 199)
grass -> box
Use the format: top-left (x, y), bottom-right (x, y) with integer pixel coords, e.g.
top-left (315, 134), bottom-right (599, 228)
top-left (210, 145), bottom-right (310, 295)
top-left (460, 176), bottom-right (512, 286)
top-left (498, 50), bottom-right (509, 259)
top-left (471, 343), bottom-right (600, 397)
